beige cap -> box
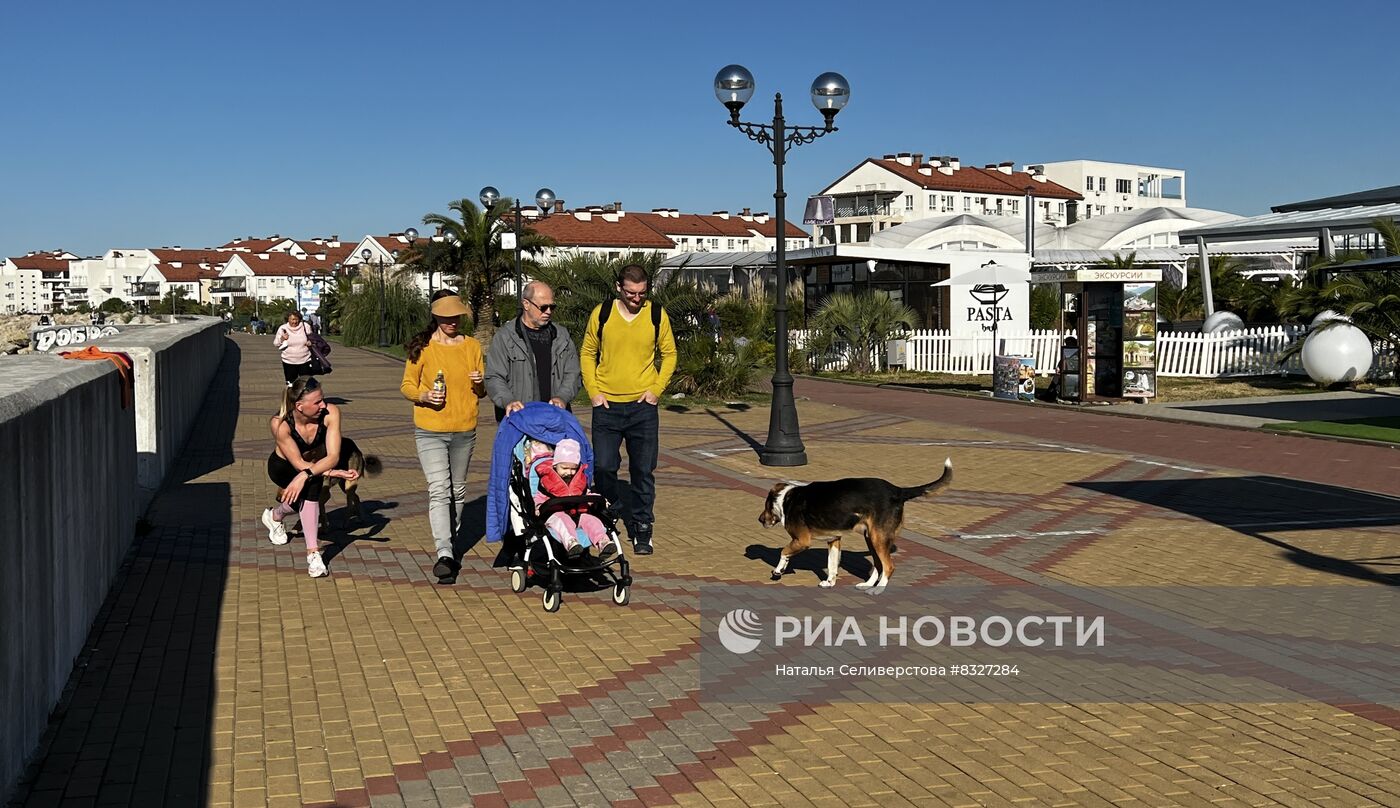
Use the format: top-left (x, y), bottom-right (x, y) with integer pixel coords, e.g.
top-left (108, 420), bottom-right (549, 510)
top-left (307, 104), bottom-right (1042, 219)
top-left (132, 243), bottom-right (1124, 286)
top-left (430, 295), bottom-right (470, 317)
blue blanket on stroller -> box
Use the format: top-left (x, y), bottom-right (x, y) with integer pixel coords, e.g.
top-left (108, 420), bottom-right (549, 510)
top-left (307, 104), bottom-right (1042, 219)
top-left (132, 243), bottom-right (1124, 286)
top-left (485, 402), bottom-right (595, 543)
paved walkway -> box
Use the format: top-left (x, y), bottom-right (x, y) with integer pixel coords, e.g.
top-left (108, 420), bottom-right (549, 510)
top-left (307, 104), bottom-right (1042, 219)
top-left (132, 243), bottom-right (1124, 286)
top-left (8, 335), bottom-right (1399, 808)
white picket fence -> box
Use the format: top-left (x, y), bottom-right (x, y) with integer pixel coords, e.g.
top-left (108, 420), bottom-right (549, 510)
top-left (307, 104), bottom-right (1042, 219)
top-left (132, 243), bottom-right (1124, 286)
top-left (794, 325), bottom-right (1396, 379)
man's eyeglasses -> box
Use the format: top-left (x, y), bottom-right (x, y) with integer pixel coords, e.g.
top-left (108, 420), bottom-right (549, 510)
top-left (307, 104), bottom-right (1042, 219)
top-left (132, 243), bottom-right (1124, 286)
top-left (620, 288), bottom-right (648, 299)
top-left (525, 300), bottom-right (557, 313)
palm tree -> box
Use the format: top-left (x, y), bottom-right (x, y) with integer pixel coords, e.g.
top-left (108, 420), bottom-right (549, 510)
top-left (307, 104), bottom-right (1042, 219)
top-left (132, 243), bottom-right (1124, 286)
top-left (808, 291), bottom-right (918, 374)
top-left (1307, 218), bottom-right (1400, 378)
top-left (528, 252), bottom-right (716, 345)
top-left (316, 273), bottom-right (356, 335)
top-left (421, 198), bottom-right (554, 340)
top-left (398, 238), bottom-right (457, 298)
top-left (1155, 255), bottom-right (1251, 325)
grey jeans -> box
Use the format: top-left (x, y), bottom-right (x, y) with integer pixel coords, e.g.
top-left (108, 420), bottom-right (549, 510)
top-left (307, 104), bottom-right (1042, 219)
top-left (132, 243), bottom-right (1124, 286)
top-left (414, 428), bottom-right (477, 558)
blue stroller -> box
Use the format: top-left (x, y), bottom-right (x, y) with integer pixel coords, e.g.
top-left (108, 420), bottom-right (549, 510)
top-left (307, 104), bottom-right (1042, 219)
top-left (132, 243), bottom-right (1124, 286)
top-left (486, 402), bottom-right (632, 612)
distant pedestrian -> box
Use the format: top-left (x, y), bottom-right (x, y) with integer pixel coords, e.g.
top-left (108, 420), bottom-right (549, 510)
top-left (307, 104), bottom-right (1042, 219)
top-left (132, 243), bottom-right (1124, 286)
top-left (273, 311), bottom-right (315, 386)
top-left (261, 376), bottom-right (359, 578)
top-left (485, 281), bottom-right (581, 422)
top-left (401, 290), bottom-right (487, 584)
top-left (579, 264), bottom-right (677, 555)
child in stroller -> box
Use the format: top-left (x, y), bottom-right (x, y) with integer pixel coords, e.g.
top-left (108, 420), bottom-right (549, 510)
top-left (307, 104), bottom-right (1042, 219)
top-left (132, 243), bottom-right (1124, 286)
top-left (486, 402), bottom-right (632, 612)
top-left (527, 438), bottom-right (619, 561)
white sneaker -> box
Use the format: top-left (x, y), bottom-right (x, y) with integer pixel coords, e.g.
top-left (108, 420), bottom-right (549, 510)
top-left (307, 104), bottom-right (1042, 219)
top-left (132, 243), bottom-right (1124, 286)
top-left (307, 552), bottom-right (328, 578)
top-left (262, 508), bottom-right (289, 545)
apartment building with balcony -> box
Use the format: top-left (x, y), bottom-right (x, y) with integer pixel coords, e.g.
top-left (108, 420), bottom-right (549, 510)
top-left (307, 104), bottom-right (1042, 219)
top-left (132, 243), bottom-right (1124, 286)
top-left (814, 153), bottom-right (1084, 246)
top-left (1, 251), bottom-right (80, 313)
top-left (1036, 160), bottom-right (1186, 219)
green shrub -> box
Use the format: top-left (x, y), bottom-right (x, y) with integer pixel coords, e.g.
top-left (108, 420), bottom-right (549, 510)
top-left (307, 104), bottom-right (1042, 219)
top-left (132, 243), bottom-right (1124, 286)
top-left (339, 279), bottom-right (429, 347)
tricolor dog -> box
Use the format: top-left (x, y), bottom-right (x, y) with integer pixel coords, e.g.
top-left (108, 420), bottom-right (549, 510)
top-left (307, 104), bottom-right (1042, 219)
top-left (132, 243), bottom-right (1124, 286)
top-left (758, 459), bottom-right (952, 591)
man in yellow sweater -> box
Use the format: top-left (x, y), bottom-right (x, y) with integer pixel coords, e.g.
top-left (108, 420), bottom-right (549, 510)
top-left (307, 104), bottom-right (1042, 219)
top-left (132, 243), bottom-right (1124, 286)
top-left (579, 264), bottom-right (677, 555)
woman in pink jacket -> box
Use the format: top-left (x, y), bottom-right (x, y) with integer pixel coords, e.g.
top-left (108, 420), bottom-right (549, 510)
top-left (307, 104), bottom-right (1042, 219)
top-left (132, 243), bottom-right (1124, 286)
top-left (273, 311), bottom-right (314, 386)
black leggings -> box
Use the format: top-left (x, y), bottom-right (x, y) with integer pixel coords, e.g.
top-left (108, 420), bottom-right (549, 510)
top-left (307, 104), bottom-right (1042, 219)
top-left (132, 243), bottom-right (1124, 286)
top-left (267, 439), bottom-right (357, 503)
top-left (282, 360), bottom-right (314, 385)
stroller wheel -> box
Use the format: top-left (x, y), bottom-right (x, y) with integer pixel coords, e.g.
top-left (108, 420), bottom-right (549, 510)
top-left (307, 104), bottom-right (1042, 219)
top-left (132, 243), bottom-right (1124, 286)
top-left (612, 584), bottom-right (630, 606)
top-left (509, 568), bottom-right (527, 593)
top-left (542, 588), bottom-right (562, 613)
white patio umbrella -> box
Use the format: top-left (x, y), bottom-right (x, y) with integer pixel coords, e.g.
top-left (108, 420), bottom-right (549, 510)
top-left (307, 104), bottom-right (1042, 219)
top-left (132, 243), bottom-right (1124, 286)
top-left (932, 259), bottom-right (1030, 357)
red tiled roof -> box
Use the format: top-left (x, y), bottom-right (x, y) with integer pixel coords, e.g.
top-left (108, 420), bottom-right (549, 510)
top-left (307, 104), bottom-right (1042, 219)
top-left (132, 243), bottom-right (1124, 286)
top-left (229, 252), bottom-right (340, 277)
top-left (631, 211), bottom-right (808, 240)
top-left (630, 212), bottom-right (725, 237)
top-left (872, 159), bottom-right (1083, 200)
top-left (693, 215), bottom-right (756, 237)
top-left (10, 254), bottom-right (72, 272)
top-left (527, 214), bottom-right (675, 249)
top-left (219, 237), bottom-right (289, 252)
top-left (301, 242), bottom-right (357, 265)
top-left (745, 217), bottom-right (811, 239)
top-left (156, 265), bottom-right (221, 283)
top-left (151, 248), bottom-right (228, 265)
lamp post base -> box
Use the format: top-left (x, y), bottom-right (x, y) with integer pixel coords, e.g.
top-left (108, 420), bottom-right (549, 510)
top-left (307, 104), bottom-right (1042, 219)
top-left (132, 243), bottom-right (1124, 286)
top-left (759, 447), bottom-right (808, 467)
top-left (759, 377), bottom-right (807, 467)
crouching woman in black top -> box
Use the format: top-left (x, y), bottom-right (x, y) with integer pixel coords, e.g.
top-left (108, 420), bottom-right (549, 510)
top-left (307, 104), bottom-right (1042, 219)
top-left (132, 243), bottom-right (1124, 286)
top-left (261, 376), bottom-right (359, 578)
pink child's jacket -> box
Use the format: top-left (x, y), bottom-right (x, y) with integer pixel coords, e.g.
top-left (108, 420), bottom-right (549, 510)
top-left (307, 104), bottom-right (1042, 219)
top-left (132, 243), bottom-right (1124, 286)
top-left (533, 458), bottom-right (592, 515)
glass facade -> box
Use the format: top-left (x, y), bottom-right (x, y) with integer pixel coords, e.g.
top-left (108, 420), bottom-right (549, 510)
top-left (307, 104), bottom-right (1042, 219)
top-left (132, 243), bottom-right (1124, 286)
top-left (801, 261), bottom-right (950, 328)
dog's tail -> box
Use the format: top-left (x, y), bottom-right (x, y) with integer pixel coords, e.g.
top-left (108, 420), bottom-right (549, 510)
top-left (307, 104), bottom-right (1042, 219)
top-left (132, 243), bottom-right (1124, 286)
top-left (361, 454), bottom-right (383, 477)
top-left (896, 457), bottom-right (952, 502)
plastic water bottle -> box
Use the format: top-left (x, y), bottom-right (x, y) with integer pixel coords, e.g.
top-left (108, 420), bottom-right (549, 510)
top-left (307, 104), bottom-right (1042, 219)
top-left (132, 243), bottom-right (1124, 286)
top-left (432, 370), bottom-right (446, 403)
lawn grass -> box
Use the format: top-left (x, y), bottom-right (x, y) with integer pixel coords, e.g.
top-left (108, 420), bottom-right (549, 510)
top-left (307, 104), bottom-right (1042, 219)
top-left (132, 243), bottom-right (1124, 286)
top-left (1264, 417), bottom-right (1400, 444)
top-left (804, 370), bottom-right (1377, 404)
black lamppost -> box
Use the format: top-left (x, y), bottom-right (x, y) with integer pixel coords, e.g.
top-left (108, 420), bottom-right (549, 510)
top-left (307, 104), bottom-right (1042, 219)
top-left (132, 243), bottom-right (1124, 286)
top-left (715, 64), bottom-right (850, 467)
top-left (479, 186), bottom-right (557, 307)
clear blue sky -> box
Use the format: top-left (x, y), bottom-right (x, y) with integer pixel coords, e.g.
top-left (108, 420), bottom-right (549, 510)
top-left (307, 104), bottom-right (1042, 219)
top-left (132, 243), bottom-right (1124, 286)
top-left (3, 0), bottom-right (1396, 259)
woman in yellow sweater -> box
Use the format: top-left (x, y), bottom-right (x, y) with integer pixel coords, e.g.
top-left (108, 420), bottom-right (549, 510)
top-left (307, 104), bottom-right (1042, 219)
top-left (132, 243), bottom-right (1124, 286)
top-left (400, 292), bottom-right (487, 583)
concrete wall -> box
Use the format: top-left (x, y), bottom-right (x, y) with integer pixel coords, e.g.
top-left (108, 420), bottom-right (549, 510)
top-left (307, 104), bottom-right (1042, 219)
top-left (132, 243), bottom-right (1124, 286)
top-left (97, 317), bottom-right (227, 509)
top-left (0, 316), bottom-right (226, 798)
top-left (0, 359), bottom-right (136, 797)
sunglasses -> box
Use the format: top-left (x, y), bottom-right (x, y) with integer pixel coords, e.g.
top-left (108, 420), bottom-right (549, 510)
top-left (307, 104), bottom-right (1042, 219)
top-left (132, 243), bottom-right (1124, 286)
top-left (525, 300), bottom-right (557, 312)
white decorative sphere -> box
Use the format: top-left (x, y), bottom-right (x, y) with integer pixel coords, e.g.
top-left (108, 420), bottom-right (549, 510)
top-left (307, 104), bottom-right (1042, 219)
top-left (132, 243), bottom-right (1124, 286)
top-left (1301, 323), bottom-right (1372, 385)
top-left (1203, 311), bottom-right (1244, 333)
top-left (1311, 309), bottom-right (1350, 326)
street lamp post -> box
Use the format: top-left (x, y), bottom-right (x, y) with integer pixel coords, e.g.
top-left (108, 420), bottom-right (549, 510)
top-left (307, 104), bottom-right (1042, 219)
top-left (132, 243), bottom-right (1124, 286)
top-left (714, 64), bottom-right (850, 467)
top-left (479, 186), bottom-right (557, 309)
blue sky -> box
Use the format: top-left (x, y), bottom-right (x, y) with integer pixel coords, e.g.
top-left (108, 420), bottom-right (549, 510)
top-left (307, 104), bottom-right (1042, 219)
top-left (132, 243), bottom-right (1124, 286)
top-left (3, 0), bottom-right (1396, 259)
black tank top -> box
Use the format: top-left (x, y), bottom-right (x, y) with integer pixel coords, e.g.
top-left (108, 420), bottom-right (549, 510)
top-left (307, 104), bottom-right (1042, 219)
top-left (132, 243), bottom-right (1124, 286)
top-left (284, 413), bottom-right (327, 459)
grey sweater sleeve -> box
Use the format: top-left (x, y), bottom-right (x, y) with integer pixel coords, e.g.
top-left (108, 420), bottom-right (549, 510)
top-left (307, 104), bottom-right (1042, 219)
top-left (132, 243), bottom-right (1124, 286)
top-left (483, 330), bottom-right (515, 409)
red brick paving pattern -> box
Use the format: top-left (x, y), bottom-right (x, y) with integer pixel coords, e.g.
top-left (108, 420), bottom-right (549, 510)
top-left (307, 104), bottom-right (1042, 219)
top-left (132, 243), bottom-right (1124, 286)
top-left (7, 335), bottom-right (1399, 807)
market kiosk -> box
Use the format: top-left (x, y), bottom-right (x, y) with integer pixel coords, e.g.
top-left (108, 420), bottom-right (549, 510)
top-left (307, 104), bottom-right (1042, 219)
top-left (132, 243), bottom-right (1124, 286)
top-left (1030, 267), bottom-right (1163, 403)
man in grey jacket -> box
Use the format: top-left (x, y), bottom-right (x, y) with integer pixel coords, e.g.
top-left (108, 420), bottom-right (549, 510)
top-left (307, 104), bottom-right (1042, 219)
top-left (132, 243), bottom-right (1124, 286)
top-left (485, 281), bottom-right (582, 421)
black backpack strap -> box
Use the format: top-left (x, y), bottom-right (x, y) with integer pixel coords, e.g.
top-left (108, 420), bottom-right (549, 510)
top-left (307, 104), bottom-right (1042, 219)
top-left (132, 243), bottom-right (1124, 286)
top-left (594, 301), bottom-right (612, 360)
top-left (594, 301), bottom-right (663, 361)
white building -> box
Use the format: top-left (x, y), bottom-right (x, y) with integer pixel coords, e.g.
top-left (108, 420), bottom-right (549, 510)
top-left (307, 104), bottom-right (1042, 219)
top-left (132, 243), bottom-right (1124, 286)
top-left (213, 251), bottom-right (341, 311)
top-left (518, 203), bottom-right (808, 262)
top-left (1, 251), bottom-right (80, 313)
top-left (814, 153), bottom-right (1085, 247)
top-left (1035, 160), bottom-right (1187, 217)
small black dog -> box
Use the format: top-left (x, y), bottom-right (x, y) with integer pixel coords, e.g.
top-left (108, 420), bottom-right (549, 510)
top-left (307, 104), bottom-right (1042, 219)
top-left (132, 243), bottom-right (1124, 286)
top-left (759, 459), bottom-right (952, 591)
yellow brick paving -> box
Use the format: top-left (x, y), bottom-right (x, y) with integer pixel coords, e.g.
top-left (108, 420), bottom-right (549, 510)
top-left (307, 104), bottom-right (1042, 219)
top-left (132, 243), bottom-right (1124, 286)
top-left (9, 333), bottom-right (1398, 808)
